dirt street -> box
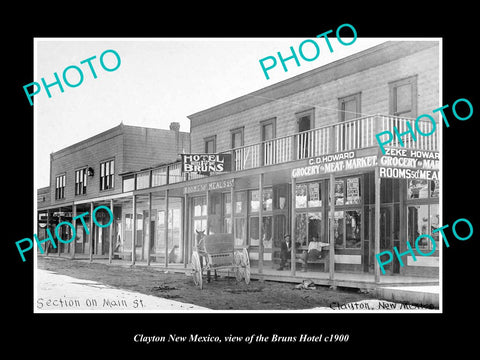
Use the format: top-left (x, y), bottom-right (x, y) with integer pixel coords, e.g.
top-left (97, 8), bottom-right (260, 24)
top-left (37, 256), bottom-right (376, 311)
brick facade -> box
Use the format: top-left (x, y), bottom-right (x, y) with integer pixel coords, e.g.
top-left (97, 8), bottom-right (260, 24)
top-left (46, 123), bottom-right (190, 208)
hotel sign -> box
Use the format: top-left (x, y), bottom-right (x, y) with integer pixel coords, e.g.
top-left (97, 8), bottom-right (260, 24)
top-left (181, 154), bottom-right (232, 175)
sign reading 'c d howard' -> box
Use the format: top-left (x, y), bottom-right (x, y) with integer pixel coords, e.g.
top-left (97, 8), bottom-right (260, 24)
top-left (181, 154), bottom-right (232, 175)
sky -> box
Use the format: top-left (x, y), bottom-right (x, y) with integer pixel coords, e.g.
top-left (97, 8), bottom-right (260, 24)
top-left (34, 37), bottom-right (387, 188)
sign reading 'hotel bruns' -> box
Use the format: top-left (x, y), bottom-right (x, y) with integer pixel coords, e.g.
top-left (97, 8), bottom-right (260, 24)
top-left (181, 154), bottom-right (232, 175)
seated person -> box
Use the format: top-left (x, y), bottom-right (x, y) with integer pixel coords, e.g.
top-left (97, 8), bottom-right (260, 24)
top-left (300, 236), bottom-right (330, 271)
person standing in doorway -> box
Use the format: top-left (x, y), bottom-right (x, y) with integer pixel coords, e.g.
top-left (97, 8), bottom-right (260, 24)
top-left (278, 234), bottom-right (292, 270)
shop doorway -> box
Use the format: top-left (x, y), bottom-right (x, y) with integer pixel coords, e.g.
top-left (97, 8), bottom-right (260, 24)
top-left (368, 205), bottom-right (400, 274)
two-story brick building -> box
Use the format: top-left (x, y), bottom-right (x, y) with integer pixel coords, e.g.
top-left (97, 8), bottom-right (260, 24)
top-left (116, 40), bottom-right (440, 287)
top-left (37, 122), bottom-right (190, 260)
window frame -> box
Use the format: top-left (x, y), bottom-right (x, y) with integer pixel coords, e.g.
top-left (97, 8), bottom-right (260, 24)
top-left (389, 75), bottom-right (418, 118)
top-left (74, 167), bottom-right (87, 196)
top-left (230, 127), bottom-right (244, 149)
top-left (100, 158), bottom-right (115, 191)
top-left (338, 93), bottom-right (361, 122)
top-left (55, 173), bottom-right (66, 200)
top-left (296, 108), bottom-right (315, 132)
top-left (204, 135), bottom-right (217, 154)
top-left (260, 118), bottom-right (276, 142)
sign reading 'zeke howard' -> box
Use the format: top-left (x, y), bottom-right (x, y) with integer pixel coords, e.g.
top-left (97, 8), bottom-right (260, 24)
top-left (181, 154), bottom-right (232, 174)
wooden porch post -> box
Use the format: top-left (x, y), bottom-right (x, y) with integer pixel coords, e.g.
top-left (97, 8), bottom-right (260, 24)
top-left (290, 176), bottom-right (296, 276)
top-left (132, 195), bottom-right (136, 265)
top-left (71, 205), bottom-right (76, 259)
top-left (164, 189), bottom-right (169, 268)
top-left (230, 185), bottom-right (235, 235)
top-left (58, 211), bottom-right (62, 257)
top-left (374, 166), bottom-right (381, 283)
top-left (89, 202), bottom-right (94, 262)
top-left (258, 173), bottom-right (264, 275)
top-left (45, 210), bottom-right (51, 256)
top-left (109, 199), bottom-right (114, 264)
top-left (146, 193), bottom-right (152, 266)
top-left (329, 173), bottom-right (335, 282)
top-left (184, 193), bottom-right (188, 268)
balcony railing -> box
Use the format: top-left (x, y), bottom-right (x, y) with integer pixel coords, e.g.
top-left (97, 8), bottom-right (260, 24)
top-left (124, 114), bottom-right (439, 191)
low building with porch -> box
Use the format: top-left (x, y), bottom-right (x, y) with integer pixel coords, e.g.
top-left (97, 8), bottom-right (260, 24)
top-left (36, 122), bottom-right (190, 260)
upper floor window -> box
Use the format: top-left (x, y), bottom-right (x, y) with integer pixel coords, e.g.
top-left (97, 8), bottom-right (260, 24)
top-left (231, 127), bottom-right (244, 149)
top-left (296, 109), bottom-right (314, 132)
top-left (338, 93), bottom-right (361, 122)
top-left (100, 159), bottom-right (114, 191)
top-left (204, 135), bottom-right (216, 153)
top-left (75, 168), bottom-right (87, 195)
top-left (389, 76), bottom-right (417, 118)
top-left (55, 174), bottom-right (66, 200)
top-left (260, 118), bottom-right (276, 141)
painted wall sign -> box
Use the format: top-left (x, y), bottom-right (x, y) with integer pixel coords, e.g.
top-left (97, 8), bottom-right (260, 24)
top-left (291, 150), bottom-right (377, 178)
top-left (378, 148), bottom-right (439, 180)
top-left (184, 178), bottom-right (235, 194)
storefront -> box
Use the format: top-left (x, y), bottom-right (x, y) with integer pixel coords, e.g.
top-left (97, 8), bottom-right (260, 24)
top-left (109, 144), bottom-right (439, 283)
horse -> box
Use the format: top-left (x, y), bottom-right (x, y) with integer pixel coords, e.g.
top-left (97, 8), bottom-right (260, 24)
top-left (195, 229), bottom-right (217, 282)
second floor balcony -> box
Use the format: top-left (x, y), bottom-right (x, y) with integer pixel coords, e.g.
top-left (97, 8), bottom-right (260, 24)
top-left (123, 114), bottom-right (439, 191)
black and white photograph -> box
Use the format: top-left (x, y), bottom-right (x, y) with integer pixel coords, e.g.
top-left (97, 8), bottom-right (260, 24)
top-left (32, 37), bottom-right (441, 314)
top-left (8, 7), bottom-right (479, 353)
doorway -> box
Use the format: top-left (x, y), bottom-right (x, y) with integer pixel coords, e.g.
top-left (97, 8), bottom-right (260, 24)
top-left (368, 205), bottom-right (400, 274)
top-left (296, 110), bottom-right (313, 159)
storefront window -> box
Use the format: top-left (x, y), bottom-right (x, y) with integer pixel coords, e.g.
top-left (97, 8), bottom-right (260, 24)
top-left (345, 210), bottom-right (361, 248)
top-left (168, 201), bottom-right (183, 264)
top-left (273, 214), bottom-right (286, 248)
top-left (249, 217), bottom-right (259, 246)
top-left (407, 179), bottom-right (429, 199)
top-left (274, 184), bottom-right (288, 210)
top-left (408, 204), bottom-right (436, 250)
top-left (328, 210), bottom-right (362, 248)
top-left (346, 178), bottom-right (360, 205)
top-left (156, 210), bottom-right (165, 254)
top-left (234, 191), bottom-right (247, 247)
top-left (250, 189), bottom-right (273, 212)
top-left (430, 204), bottom-right (440, 243)
top-left (249, 216), bottom-right (272, 248)
top-left (295, 184), bottom-right (307, 208)
top-left (263, 216), bottom-right (273, 249)
top-left (332, 211), bottom-right (344, 247)
top-left (224, 193), bottom-right (231, 216)
top-left (295, 213), bottom-right (308, 246)
top-left (329, 177), bottom-right (362, 205)
top-left (210, 192), bottom-right (221, 215)
top-left (263, 188), bottom-right (273, 211)
top-left (194, 219), bottom-right (207, 233)
top-left (235, 192), bottom-right (246, 215)
top-left (308, 183), bottom-right (322, 207)
top-left (234, 218), bottom-right (246, 247)
top-left (250, 190), bottom-right (260, 213)
top-left (431, 180), bottom-right (439, 198)
top-left (308, 212), bottom-right (322, 242)
top-left (193, 197), bottom-right (207, 217)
